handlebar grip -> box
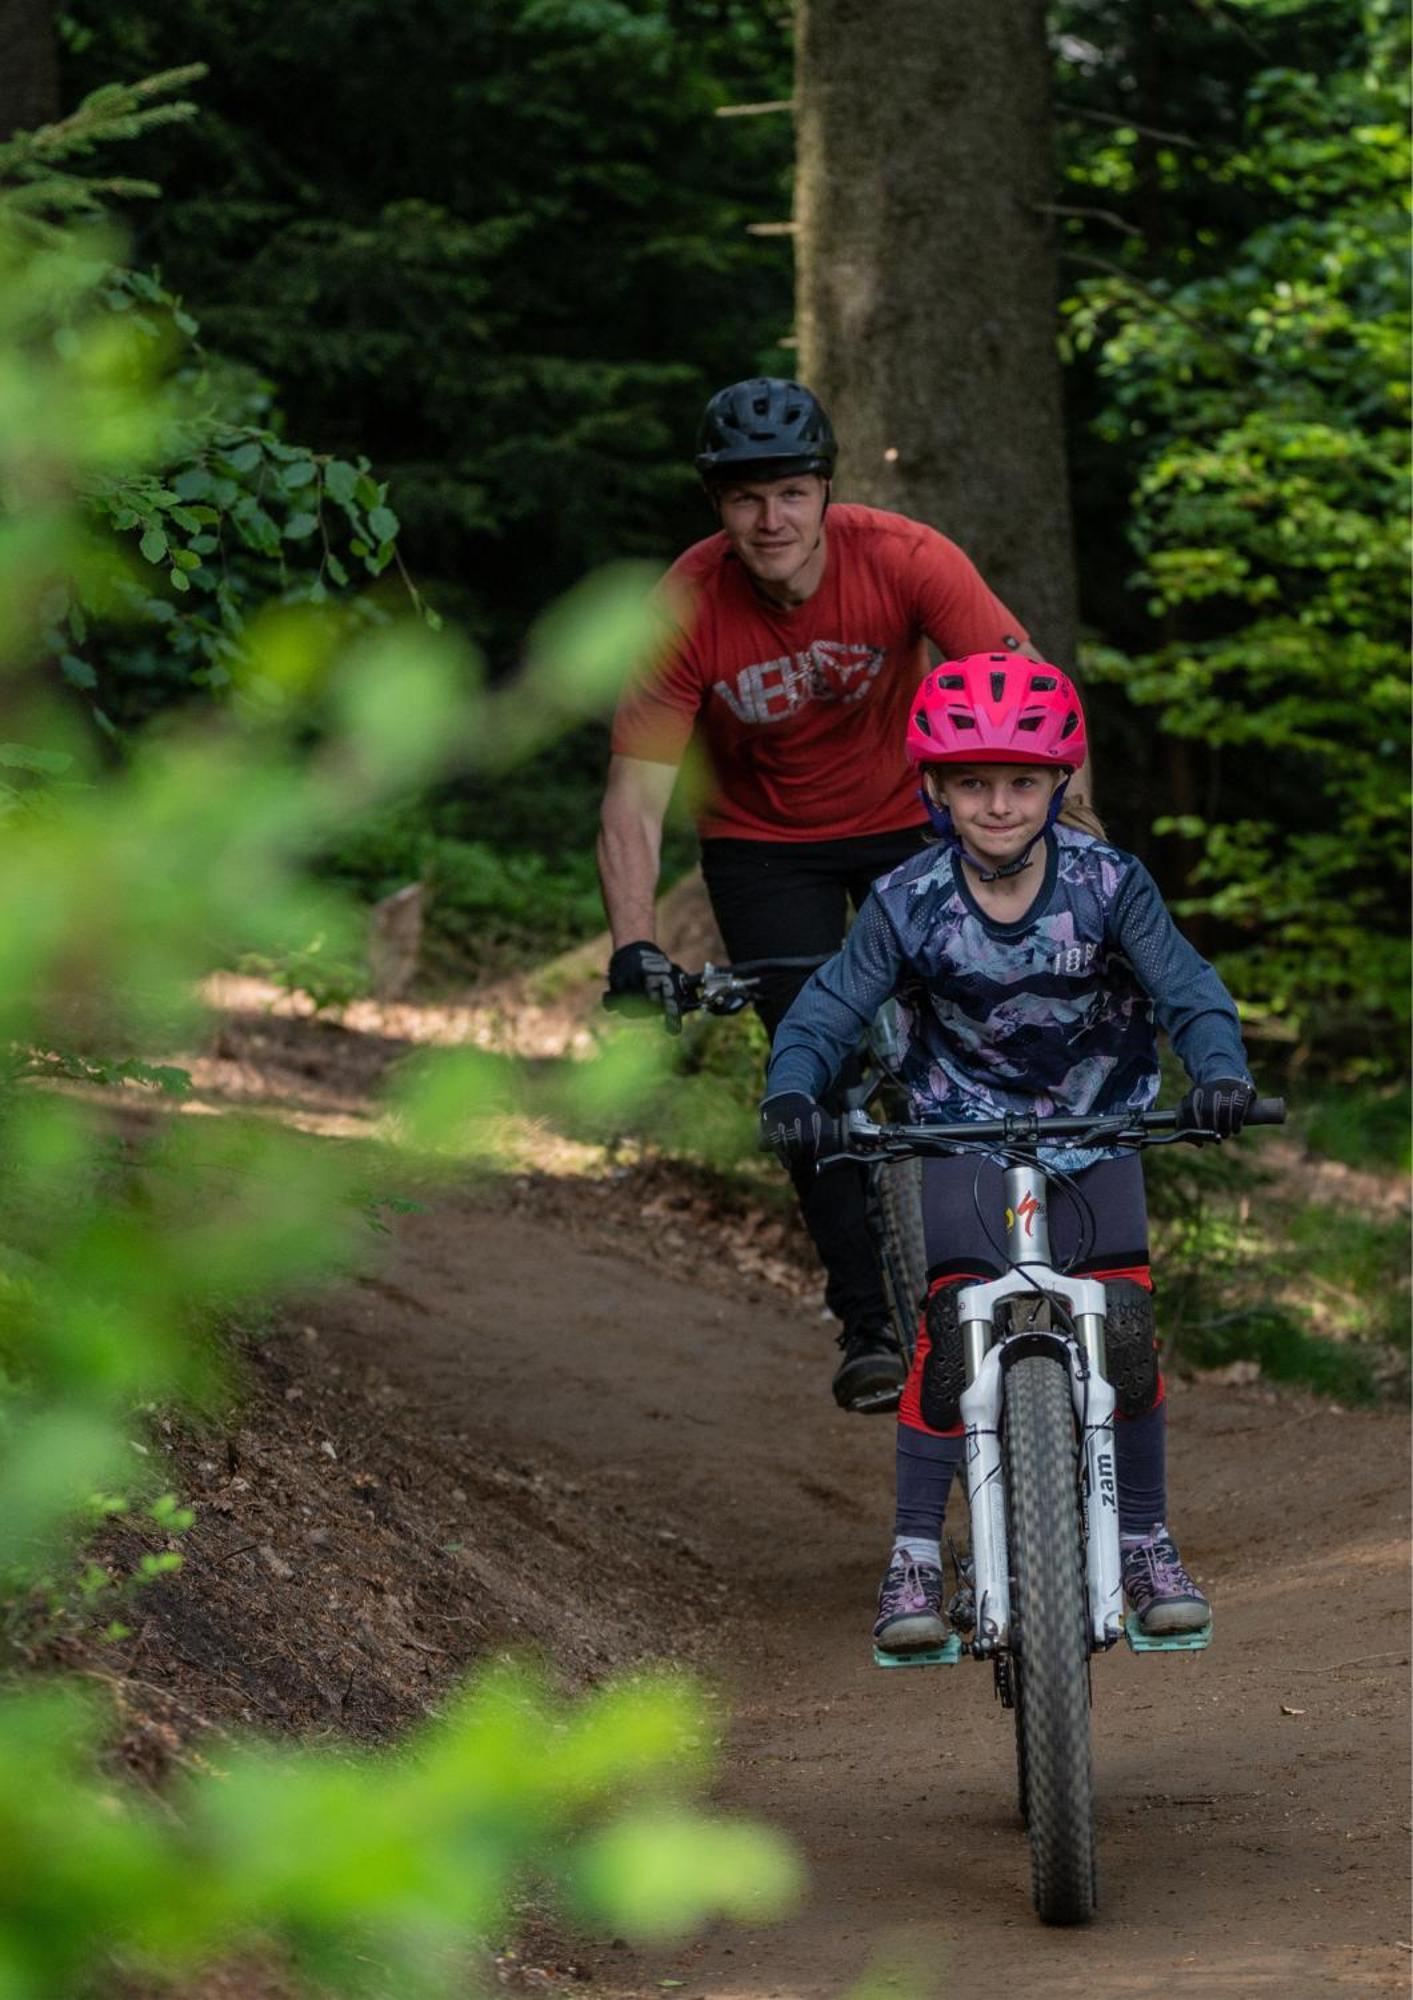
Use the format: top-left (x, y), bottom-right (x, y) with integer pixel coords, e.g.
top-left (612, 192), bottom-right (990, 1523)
top-left (600, 987), bottom-right (691, 1033)
top-left (1246, 1096), bottom-right (1287, 1126)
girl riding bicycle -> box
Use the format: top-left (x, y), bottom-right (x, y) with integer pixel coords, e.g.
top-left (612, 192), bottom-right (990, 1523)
top-left (759, 654), bottom-right (1257, 1651)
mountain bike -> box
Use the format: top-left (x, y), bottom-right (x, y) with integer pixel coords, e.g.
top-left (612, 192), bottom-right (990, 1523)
top-left (604, 959), bottom-right (928, 1392)
top-left (833, 1096), bottom-right (1286, 1925)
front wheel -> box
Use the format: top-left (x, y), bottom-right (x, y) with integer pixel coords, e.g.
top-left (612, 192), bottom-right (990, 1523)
top-left (1003, 1353), bottom-right (1096, 1924)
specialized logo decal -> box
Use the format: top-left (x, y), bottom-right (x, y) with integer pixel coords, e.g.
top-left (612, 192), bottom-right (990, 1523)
top-left (712, 640), bottom-right (886, 726)
top-left (1004, 1191), bottom-right (1043, 1237)
top-left (1051, 940), bottom-right (1099, 976)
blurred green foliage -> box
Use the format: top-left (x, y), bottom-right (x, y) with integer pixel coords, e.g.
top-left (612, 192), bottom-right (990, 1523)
top-left (0, 211), bottom-right (797, 1994)
top-left (0, 1669), bottom-right (799, 1998)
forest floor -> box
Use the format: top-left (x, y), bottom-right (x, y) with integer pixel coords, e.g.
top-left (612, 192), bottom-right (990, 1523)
top-left (80, 974), bottom-right (1412, 1999)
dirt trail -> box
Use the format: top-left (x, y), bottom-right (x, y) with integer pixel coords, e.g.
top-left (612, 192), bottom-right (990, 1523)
top-left (146, 991), bottom-right (1411, 1997)
top-left (327, 1180), bottom-right (1410, 1999)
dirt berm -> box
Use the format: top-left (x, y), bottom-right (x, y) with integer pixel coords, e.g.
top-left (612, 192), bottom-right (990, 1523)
top-left (93, 994), bottom-right (1410, 1998)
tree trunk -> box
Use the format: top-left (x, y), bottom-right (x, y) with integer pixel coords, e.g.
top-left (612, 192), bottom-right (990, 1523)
top-left (795, 0), bottom-right (1078, 663)
top-left (0, 0), bottom-right (59, 141)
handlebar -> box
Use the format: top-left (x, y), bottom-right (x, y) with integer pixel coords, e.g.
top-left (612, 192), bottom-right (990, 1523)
top-left (835, 1098), bottom-right (1286, 1157)
top-left (602, 956), bottom-right (832, 1028)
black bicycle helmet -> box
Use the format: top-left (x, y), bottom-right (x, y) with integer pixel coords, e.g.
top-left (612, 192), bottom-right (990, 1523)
top-left (694, 377), bottom-right (838, 486)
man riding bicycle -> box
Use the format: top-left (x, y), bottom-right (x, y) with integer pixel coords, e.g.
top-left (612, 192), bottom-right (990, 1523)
top-left (598, 375), bottom-right (1092, 1412)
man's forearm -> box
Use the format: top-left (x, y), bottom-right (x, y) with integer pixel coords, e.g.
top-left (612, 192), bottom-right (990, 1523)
top-left (597, 810), bottom-right (663, 948)
top-left (598, 754), bottom-right (679, 949)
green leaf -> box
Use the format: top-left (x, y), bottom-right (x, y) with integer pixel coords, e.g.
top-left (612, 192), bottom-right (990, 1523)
top-left (223, 441), bottom-right (262, 474)
top-left (280, 458), bottom-right (318, 489)
top-left (0, 743), bottom-right (75, 775)
top-left (324, 460), bottom-right (359, 505)
top-left (60, 655), bottom-right (97, 690)
top-left (231, 501), bottom-right (280, 555)
top-left (283, 511), bottom-right (319, 540)
top-left (138, 526), bottom-right (168, 564)
top-left (368, 505), bottom-right (400, 543)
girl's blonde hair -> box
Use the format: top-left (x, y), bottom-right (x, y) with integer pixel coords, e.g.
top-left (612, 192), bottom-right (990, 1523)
top-left (921, 763), bottom-right (1107, 842)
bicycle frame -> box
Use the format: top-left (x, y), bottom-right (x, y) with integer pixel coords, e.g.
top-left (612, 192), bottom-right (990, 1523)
top-left (956, 1158), bottom-right (1122, 1656)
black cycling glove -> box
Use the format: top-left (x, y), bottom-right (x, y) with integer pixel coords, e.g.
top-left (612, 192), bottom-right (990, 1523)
top-left (1177, 1075), bottom-right (1256, 1139)
top-left (605, 940), bottom-right (694, 1033)
top-left (759, 1091), bottom-right (845, 1167)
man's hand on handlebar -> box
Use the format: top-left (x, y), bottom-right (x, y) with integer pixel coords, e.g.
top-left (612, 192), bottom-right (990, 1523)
top-left (604, 940), bottom-right (696, 1034)
top-left (1176, 1076), bottom-right (1256, 1140)
top-left (759, 1091), bottom-right (846, 1168)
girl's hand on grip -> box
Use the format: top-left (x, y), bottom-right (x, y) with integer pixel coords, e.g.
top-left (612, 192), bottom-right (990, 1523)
top-left (1177, 1076), bottom-right (1256, 1139)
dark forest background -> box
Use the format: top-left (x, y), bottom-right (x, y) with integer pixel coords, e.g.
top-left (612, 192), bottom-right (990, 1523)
top-left (6, 0), bottom-right (1409, 1065)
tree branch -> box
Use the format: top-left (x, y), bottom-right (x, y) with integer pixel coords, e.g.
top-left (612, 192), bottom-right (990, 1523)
top-left (1054, 100), bottom-right (1204, 150)
top-left (1035, 201), bottom-right (1144, 239)
top-left (715, 99), bottom-right (794, 118)
top-left (1061, 250), bottom-right (1251, 361)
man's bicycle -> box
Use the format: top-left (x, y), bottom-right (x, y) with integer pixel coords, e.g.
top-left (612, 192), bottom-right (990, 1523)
top-left (832, 1097), bottom-right (1286, 1926)
top-left (604, 959), bottom-right (929, 1397)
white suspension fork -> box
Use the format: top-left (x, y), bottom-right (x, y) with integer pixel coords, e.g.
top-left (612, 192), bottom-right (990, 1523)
top-left (955, 1162), bottom-right (1123, 1653)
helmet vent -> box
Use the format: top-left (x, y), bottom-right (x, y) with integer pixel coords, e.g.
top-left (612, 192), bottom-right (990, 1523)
top-left (935, 674), bottom-right (964, 690)
top-left (950, 711), bottom-right (977, 731)
top-left (989, 671), bottom-right (1008, 703)
top-left (1031, 675), bottom-right (1057, 691)
top-left (1060, 712), bottom-right (1079, 738)
top-left (913, 709), bottom-right (933, 736)
top-left (1016, 714), bottom-right (1042, 731)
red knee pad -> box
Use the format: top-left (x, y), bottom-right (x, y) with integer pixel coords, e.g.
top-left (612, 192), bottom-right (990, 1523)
top-left (898, 1273), bottom-right (984, 1438)
top-left (1086, 1263), bottom-right (1165, 1414)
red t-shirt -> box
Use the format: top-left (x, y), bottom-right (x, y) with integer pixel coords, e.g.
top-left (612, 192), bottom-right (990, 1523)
top-left (611, 504), bottom-right (1030, 841)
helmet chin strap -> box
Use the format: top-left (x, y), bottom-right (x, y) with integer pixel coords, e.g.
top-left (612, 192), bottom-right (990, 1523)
top-left (921, 778), bottom-right (1070, 884)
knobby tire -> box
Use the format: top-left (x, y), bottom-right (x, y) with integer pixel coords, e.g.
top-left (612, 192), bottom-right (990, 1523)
top-left (1003, 1353), bottom-right (1096, 1924)
top-left (873, 1155), bottom-right (927, 1363)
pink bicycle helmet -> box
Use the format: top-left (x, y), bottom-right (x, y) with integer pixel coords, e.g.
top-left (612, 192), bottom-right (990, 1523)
top-left (905, 653), bottom-right (1087, 770)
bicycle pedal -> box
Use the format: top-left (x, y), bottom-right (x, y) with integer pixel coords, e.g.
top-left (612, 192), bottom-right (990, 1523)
top-left (873, 1636), bottom-right (963, 1668)
top-left (850, 1387), bottom-right (902, 1415)
top-left (1123, 1618), bottom-right (1213, 1654)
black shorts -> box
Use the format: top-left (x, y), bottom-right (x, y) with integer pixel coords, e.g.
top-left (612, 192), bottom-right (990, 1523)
top-left (700, 826), bottom-right (929, 1037)
top-left (921, 1151), bottom-right (1149, 1281)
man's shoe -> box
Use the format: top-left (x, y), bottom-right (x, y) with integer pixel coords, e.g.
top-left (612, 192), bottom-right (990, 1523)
top-left (832, 1324), bottom-right (905, 1412)
top-left (1121, 1529), bottom-right (1212, 1636)
top-left (873, 1552), bottom-right (948, 1653)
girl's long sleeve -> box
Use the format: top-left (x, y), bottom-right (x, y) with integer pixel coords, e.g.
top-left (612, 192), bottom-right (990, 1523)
top-left (765, 891), bottom-right (906, 1098)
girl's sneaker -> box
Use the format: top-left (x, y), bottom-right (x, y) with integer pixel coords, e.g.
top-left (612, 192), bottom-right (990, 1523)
top-left (1121, 1530), bottom-right (1211, 1636)
top-left (873, 1551), bottom-right (948, 1653)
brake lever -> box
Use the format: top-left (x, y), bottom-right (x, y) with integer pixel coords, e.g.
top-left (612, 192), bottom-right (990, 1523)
top-left (815, 1140), bottom-right (913, 1169)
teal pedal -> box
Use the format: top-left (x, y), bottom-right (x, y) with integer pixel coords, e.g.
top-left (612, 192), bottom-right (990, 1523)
top-left (873, 1635), bottom-right (963, 1668)
top-left (1123, 1619), bottom-right (1212, 1654)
